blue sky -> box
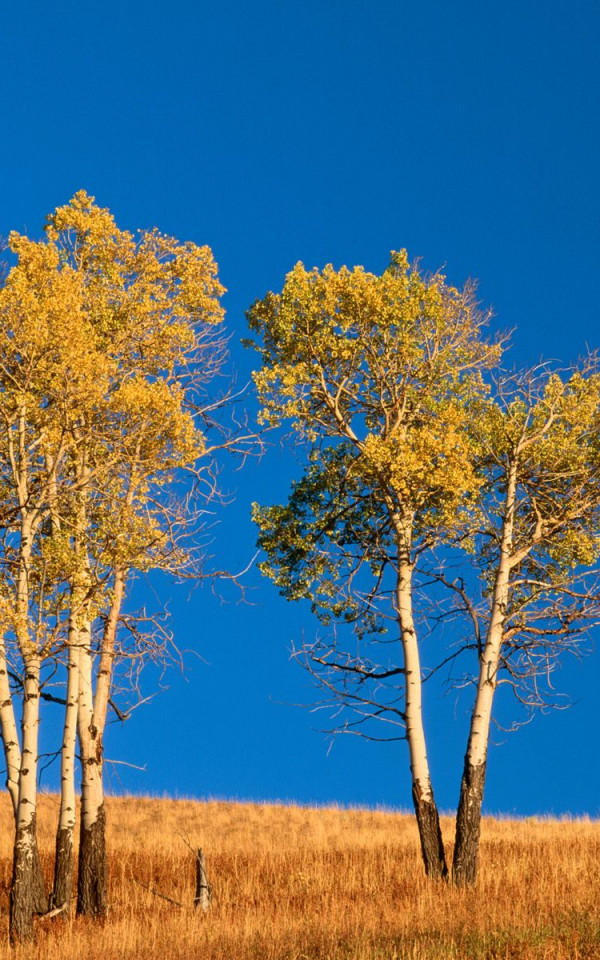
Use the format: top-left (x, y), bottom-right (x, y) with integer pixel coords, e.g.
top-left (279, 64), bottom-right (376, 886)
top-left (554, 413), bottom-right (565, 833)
top-left (2, 0), bottom-right (600, 815)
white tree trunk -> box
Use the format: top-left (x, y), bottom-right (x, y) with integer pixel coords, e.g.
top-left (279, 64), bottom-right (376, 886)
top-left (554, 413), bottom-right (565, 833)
top-left (10, 655), bottom-right (43, 942)
top-left (58, 637), bottom-right (80, 831)
top-left (0, 637), bottom-right (21, 814)
top-left (394, 520), bottom-right (447, 878)
top-left (10, 508), bottom-right (47, 941)
top-left (76, 619), bottom-right (108, 916)
top-left (51, 612), bottom-right (81, 910)
top-left (93, 569), bottom-right (124, 736)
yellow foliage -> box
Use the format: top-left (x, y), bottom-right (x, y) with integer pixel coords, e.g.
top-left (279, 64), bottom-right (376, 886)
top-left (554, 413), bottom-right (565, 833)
top-left (0, 191), bottom-right (227, 650)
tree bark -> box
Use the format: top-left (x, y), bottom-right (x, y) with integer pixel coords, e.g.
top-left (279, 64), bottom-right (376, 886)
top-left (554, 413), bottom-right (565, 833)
top-left (31, 843), bottom-right (48, 916)
top-left (77, 802), bottom-right (107, 917)
top-left (52, 828), bottom-right (74, 913)
top-left (10, 817), bottom-right (39, 944)
top-left (412, 786), bottom-right (447, 879)
top-left (452, 757), bottom-right (487, 885)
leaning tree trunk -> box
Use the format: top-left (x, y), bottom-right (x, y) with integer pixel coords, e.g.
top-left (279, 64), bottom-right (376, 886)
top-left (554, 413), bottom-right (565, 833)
top-left (10, 655), bottom-right (45, 944)
top-left (452, 464), bottom-right (516, 886)
top-left (77, 623), bottom-right (107, 918)
top-left (395, 529), bottom-right (448, 879)
top-left (51, 623), bottom-right (81, 911)
top-left (452, 626), bottom-right (502, 885)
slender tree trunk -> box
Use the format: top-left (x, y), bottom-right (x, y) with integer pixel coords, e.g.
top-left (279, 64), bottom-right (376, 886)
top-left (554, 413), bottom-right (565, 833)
top-left (452, 584), bottom-right (508, 886)
top-left (77, 622), bottom-right (107, 917)
top-left (452, 464), bottom-right (517, 886)
top-left (76, 567), bottom-right (125, 917)
top-left (2, 648), bottom-right (48, 923)
top-left (51, 619), bottom-right (81, 911)
top-left (10, 656), bottom-right (44, 943)
top-left (394, 523), bottom-right (447, 879)
top-left (0, 656), bottom-right (48, 921)
top-left (452, 625), bottom-right (503, 884)
top-left (10, 502), bottom-right (47, 941)
top-left (0, 638), bottom-right (22, 813)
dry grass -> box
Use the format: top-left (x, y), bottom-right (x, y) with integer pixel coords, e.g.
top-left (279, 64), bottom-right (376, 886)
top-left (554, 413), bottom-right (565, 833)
top-left (0, 793), bottom-right (598, 959)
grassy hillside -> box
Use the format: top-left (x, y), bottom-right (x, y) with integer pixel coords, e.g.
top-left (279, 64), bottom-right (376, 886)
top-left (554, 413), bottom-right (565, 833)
top-left (0, 794), bottom-right (599, 959)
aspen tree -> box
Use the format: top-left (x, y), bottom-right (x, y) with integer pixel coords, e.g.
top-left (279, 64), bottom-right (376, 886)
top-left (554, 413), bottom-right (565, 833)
top-left (50, 482), bottom-right (95, 912)
top-left (452, 364), bottom-right (600, 884)
top-left (248, 252), bottom-right (501, 878)
top-left (0, 191), bottom-right (232, 933)
top-left (38, 192), bottom-right (228, 918)
top-left (0, 233), bottom-right (94, 940)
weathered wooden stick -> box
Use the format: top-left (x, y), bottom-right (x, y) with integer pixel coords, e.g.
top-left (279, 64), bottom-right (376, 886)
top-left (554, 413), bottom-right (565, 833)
top-left (194, 848), bottom-right (212, 912)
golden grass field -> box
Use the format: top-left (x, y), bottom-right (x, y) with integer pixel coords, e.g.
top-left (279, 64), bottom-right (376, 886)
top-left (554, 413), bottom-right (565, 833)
top-left (0, 794), bottom-right (598, 959)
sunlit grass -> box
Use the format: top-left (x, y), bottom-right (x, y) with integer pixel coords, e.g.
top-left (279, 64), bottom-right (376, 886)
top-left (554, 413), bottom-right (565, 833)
top-left (0, 794), bottom-right (598, 958)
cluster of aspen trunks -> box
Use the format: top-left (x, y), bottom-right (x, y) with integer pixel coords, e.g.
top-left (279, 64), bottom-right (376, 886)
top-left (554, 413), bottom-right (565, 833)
top-left (0, 192), bottom-right (228, 942)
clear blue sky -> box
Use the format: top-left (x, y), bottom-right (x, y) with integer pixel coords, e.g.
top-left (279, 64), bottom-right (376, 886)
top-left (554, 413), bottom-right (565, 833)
top-left (2, 0), bottom-right (600, 815)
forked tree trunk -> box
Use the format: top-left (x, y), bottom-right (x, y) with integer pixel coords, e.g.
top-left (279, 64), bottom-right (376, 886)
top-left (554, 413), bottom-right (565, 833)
top-left (452, 463), bottom-right (517, 886)
top-left (51, 623), bottom-right (81, 911)
top-left (395, 525), bottom-right (447, 879)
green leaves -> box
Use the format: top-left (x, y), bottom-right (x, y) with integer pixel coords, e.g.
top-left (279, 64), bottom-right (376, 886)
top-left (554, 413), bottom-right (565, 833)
top-left (249, 251), bottom-right (503, 641)
top-left (250, 250), bottom-right (600, 717)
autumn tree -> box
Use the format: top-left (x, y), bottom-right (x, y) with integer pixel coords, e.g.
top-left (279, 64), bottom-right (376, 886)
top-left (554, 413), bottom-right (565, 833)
top-left (43, 192), bottom-right (231, 918)
top-left (0, 232), bottom-right (93, 940)
top-left (248, 251), bottom-right (500, 878)
top-left (451, 363), bottom-right (600, 884)
top-left (0, 191), bottom-right (236, 936)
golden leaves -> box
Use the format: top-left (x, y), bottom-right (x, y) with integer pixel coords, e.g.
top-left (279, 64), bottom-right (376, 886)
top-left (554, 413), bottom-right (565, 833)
top-left (0, 191), bottom-right (226, 608)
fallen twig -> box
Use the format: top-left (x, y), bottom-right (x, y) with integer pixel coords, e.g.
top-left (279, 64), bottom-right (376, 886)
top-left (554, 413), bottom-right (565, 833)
top-left (132, 876), bottom-right (184, 908)
top-left (35, 902), bottom-right (69, 921)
